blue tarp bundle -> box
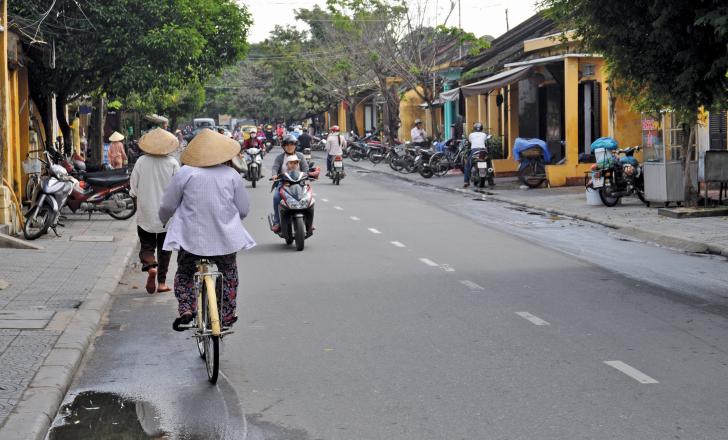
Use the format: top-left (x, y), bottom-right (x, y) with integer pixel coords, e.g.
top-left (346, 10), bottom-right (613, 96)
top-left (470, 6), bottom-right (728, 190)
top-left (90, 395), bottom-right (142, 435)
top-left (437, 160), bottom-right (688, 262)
top-left (513, 138), bottom-right (551, 163)
top-left (590, 137), bottom-right (618, 152)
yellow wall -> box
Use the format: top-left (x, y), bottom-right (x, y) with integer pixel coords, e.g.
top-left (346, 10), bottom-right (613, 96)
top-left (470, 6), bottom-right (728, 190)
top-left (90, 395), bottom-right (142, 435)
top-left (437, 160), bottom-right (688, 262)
top-left (464, 95), bottom-right (478, 136)
top-left (337, 101), bottom-right (347, 132)
top-left (354, 100), bottom-right (365, 135)
top-left (398, 88), bottom-right (427, 141)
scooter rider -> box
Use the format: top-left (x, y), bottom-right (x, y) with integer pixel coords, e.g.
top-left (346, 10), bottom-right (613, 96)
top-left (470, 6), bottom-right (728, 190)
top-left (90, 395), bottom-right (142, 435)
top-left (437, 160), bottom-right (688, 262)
top-left (325, 125), bottom-right (346, 176)
top-left (271, 135), bottom-right (309, 232)
top-left (463, 122), bottom-right (493, 188)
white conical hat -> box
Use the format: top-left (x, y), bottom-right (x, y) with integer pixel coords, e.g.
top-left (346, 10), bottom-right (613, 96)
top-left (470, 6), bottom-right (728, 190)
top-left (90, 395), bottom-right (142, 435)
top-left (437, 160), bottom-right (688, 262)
top-left (109, 131), bottom-right (125, 142)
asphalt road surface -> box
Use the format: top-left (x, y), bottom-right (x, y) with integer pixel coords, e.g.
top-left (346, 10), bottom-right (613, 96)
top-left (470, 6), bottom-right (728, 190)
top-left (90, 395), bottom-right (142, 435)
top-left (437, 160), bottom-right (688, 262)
top-left (49, 151), bottom-right (728, 440)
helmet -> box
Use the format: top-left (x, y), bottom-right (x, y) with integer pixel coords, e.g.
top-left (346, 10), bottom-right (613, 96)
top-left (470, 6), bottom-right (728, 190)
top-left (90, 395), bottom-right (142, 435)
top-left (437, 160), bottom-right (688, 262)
top-left (282, 135), bottom-right (297, 145)
top-left (330, 125), bottom-right (340, 132)
top-left (249, 128), bottom-right (257, 134)
top-left (473, 122), bottom-right (483, 132)
top-left (266, 124), bottom-right (272, 130)
top-left (285, 154), bottom-right (300, 165)
top-left (73, 159), bottom-right (86, 172)
top-left (414, 119), bottom-right (422, 125)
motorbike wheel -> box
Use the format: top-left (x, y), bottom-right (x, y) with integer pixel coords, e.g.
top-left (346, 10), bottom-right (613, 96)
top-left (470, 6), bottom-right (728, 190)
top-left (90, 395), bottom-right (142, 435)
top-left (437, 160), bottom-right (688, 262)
top-left (294, 217), bottom-right (305, 251)
top-left (478, 177), bottom-right (486, 188)
top-left (250, 169), bottom-right (258, 188)
top-left (418, 166), bottom-right (434, 179)
top-left (430, 154), bottom-right (450, 177)
top-left (518, 161), bottom-right (546, 188)
top-left (599, 187), bottom-right (621, 207)
top-left (636, 189), bottom-right (648, 205)
top-left (349, 149), bottom-right (362, 162)
top-left (106, 190), bottom-right (137, 220)
top-left (368, 149), bottom-right (384, 164)
top-left (284, 222), bottom-right (294, 245)
top-left (23, 199), bottom-right (53, 240)
top-left (402, 156), bottom-right (416, 173)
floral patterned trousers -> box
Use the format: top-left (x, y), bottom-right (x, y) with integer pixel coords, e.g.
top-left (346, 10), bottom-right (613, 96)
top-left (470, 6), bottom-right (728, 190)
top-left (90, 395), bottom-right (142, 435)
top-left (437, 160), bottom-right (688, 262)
top-left (174, 250), bottom-right (238, 325)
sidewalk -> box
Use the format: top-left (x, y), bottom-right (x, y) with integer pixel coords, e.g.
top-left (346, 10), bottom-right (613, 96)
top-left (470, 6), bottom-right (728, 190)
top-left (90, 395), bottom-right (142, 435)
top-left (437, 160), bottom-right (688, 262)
top-left (0, 213), bottom-right (138, 440)
top-left (344, 157), bottom-right (728, 257)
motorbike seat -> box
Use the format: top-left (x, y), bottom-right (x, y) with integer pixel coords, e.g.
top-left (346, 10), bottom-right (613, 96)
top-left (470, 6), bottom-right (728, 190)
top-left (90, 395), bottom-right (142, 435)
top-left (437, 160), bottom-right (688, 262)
top-left (86, 174), bottom-right (129, 187)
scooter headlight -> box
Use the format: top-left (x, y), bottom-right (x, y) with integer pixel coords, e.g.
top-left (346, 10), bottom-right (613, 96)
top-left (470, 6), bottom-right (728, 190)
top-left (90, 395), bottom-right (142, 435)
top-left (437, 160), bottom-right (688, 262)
top-left (623, 164), bottom-right (635, 176)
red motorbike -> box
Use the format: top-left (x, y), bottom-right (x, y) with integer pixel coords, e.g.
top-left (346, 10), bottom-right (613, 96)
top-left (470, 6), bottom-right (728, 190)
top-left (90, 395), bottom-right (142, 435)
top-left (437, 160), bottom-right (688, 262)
top-left (66, 169), bottom-right (137, 220)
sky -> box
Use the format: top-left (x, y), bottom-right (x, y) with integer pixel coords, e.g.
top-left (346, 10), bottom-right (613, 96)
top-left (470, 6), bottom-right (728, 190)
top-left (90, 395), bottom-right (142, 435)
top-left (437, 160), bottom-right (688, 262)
top-left (240, 0), bottom-right (541, 44)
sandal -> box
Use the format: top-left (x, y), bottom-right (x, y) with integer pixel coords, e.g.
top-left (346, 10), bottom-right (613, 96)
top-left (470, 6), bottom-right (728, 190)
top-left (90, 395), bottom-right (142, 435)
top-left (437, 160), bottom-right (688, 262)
top-left (172, 312), bottom-right (193, 332)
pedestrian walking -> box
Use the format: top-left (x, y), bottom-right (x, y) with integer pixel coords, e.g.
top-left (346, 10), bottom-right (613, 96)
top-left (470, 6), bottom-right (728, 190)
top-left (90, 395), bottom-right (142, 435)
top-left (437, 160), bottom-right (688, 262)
top-left (159, 128), bottom-right (255, 328)
top-left (108, 131), bottom-right (128, 169)
top-left (130, 128), bottom-right (180, 294)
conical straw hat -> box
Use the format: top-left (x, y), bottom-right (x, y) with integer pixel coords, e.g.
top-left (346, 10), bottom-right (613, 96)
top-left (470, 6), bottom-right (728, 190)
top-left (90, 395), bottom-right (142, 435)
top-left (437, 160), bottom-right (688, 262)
top-left (181, 128), bottom-right (240, 167)
top-left (139, 128), bottom-right (179, 155)
top-left (109, 131), bottom-right (125, 142)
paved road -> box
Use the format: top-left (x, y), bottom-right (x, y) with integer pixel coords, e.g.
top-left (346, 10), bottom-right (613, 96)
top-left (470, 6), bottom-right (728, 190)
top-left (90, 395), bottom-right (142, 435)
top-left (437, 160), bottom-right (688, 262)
top-left (48, 152), bottom-right (728, 439)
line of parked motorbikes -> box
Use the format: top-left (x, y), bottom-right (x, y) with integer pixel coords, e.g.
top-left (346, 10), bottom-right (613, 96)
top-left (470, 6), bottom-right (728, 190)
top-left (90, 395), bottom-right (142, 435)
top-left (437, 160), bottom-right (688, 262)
top-left (22, 148), bottom-right (137, 240)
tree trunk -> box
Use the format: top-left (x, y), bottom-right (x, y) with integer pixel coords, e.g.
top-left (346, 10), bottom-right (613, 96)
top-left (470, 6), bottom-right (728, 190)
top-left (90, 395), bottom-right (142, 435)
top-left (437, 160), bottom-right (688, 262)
top-left (87, 97), bottom-right (105, 166)
top-left (56, 95), bottom-right (72, 156)
top-left (682, 122), bottom-right (698, 207)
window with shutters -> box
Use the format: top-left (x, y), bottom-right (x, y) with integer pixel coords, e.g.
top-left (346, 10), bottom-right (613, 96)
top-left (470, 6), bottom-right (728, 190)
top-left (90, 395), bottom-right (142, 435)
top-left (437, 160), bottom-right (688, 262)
top-left (578, 80), bottom-right (601, 158)
top-left (709, 110), bottom-right (727, 150)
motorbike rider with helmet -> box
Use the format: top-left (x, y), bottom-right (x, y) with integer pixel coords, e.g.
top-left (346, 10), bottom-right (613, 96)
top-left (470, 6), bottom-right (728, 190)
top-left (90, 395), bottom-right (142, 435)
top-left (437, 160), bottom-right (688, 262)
top-left (264, 124), bottom-right (275, 142)
top-left (243, 128), bottom-right (261, 150)
top-left (270, 135), bottom-right (309, 232)
top-left (325, 125), bottom-right (346, 176)
top-left (463, 122), bottom-right (494, 188)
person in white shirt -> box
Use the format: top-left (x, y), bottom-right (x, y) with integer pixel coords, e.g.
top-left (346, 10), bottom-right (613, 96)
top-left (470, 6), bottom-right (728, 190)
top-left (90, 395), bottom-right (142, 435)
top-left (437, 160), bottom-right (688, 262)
top-left (410, 119), bottom-right (428, 148)
top-left (325, 125), bottom-right (346, 175)
top-left (464, 122), bottom-right (494, 188)
top-left (129, 128), bottom-right (180, 294)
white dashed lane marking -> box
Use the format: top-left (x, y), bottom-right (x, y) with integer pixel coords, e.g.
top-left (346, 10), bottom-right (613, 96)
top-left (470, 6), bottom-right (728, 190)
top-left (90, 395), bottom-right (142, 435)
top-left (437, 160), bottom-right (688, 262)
top-left (515, 312), bottom-right (551, 326)
top-left (334, 206), bottom-right (343, 211)
top-left (368, 228), bottom-right (381, 234)
top-left (460, 280), bottom-right (484, 290)
top-left (604, 361), bottom-right (659, 384)
top-left (350, 216), bottom-right (360, 221)
top-left (321, 198), bottom-right (329, 202)
top-left (390, 241), bottom-right (406, 248)
top-left (419, 258), bottom-right (440, 267)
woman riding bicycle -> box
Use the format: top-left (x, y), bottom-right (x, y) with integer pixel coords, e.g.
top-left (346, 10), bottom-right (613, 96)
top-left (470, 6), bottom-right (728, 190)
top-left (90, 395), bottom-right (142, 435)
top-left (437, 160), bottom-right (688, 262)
top-left (159, 129), bottom-right (256, 329)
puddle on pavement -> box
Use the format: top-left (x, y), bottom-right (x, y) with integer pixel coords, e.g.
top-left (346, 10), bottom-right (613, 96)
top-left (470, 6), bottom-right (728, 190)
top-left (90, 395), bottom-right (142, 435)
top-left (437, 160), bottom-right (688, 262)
top-left (48, 391), bottom-right (166, 440)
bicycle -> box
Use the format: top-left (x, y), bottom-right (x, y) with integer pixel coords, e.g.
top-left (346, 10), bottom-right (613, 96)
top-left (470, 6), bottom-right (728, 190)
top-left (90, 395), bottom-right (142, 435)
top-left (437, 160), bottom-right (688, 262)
top-left (173, 259), bottom-right (233, 384)
top-left (429, 139), bottom-right (470, 177)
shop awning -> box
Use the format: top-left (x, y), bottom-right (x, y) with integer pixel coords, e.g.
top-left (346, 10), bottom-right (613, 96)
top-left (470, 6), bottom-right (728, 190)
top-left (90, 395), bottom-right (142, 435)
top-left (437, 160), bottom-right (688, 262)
top-left (460, 65), bottom-right (533, 97)
top-left (439, 88), bottom-right (461, 102)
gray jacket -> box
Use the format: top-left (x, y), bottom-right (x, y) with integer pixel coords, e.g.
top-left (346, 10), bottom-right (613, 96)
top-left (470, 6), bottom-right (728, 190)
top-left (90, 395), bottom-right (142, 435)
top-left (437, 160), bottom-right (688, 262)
top-left (272, 151), bottom-right (309, 176)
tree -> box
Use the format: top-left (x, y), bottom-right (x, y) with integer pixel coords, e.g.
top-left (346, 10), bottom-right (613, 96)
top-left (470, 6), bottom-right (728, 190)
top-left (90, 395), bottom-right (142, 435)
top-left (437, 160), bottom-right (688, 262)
top-left (541, 0), bottom-right (728, 204)
top-left (12, 0), bottom-right (251, 152)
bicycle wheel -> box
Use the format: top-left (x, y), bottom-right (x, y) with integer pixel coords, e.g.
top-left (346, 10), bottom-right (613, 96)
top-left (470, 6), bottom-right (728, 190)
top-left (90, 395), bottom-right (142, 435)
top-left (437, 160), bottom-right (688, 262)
top-left (201, 285), bottom-right (219, 384)
top-left (430, 153), bottom-right (450, 177)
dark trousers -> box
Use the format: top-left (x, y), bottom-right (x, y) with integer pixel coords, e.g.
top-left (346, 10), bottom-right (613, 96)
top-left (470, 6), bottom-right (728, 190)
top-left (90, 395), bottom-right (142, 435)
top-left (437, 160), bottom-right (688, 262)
top-left (137, 226), bottom-right (171, 283)
top-left (174, 250), bottom-right (238, 323)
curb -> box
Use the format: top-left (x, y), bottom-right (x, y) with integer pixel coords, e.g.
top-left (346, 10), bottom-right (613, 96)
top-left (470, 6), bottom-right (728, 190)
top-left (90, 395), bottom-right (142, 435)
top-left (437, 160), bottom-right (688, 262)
top-left (348, 161), bottom-right (728, 258)
top-left (0, 221), bottom-right (138, 440)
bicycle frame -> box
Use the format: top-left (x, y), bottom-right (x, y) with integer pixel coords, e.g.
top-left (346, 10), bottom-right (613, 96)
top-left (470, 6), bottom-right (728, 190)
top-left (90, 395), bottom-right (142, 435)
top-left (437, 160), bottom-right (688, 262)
top-left (195, 261), bottom-right (222, 336)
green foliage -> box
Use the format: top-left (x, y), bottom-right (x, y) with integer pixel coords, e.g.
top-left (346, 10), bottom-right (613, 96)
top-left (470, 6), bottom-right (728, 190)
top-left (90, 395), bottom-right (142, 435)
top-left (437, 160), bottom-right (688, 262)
top-left (540, 0), bottom-right (728, 121)
top-left (13, 0), bottom-right (251, 105)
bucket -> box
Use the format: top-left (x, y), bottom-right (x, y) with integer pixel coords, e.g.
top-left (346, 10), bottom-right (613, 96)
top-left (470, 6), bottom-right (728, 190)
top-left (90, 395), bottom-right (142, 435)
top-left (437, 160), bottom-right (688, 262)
top-left (593, 148), bottom-right (609, 164)
top-left (585, 187), bottom-right (602, 206)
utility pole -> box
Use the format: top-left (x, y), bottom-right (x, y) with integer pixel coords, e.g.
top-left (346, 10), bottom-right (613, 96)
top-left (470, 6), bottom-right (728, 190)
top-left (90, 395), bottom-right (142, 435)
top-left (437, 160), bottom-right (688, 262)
top-left (505, 8), bottom-right (510, 31)
top-left (458, 0), bottom-right (462, 59)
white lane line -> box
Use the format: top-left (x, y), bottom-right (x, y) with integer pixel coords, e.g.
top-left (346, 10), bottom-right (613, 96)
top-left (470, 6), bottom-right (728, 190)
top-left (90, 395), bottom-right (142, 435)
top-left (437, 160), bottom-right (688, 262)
top-left (604, 361), bottom-right (659, 384)
top-left (350, 216), bottom-right (360, 221)
top-left (368, 228), bottom-right (381, 234)
top-left (390, 241), bottom-right (406, 248)
top-left (419, 258), bottom-right (440, 267)
top-left (441, 264), bottom-right (455, 272)
top-left (460, 280), bottom-right (484, 290)
top-left (515, 311), bottom-right (551, 326)
top-left (334, 206), bottom-right (343, 211)
top-left (321, 198), bottom-right (329, 202)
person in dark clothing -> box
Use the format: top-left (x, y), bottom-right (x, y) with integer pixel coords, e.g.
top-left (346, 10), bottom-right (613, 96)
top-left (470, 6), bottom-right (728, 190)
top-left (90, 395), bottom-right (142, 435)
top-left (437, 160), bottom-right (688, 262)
top-left (297, 130), bottom-right (312, 152)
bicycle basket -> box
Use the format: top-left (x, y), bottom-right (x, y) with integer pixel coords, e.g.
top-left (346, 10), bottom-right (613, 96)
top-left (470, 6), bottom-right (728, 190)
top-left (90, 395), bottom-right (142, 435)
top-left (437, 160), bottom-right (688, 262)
top-left (22, 158), bottom-right (42, 174)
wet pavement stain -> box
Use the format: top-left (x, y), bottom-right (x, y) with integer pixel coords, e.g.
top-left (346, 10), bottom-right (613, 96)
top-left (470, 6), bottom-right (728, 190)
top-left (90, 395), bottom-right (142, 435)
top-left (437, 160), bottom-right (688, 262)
top-left (245, 413), bottom-right (315, 440)
top-left (48, 391), bottom-right (167, 440)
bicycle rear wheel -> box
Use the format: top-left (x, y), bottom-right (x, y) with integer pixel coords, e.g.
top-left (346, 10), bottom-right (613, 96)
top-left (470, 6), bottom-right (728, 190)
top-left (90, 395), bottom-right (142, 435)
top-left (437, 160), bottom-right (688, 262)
top-left (201, 285), bottom-right (220, 384)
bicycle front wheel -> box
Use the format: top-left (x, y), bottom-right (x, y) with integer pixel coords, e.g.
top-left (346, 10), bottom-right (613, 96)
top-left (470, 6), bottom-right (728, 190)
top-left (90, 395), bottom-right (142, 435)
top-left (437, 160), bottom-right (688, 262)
top-left (200, 285), bottom-right (220, 384)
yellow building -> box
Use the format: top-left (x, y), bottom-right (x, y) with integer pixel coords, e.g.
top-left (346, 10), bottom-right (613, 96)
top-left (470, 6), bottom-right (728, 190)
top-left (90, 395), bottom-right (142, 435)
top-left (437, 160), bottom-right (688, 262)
top-left (0, 23), bottom-right (34, 233)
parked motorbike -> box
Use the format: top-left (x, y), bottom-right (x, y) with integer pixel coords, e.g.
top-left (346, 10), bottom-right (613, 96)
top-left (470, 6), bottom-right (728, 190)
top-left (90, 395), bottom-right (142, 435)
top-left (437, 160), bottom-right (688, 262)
top-left (302, 148), bottom-right (322, 180)
top-left (244, 147), bottom-right (263, 188)
top-left (414, 146), bottom-right (438, 178)
top-left (23, 163), bottom-right (74, 239)
top-left (591, 145), bottom-right (647, 206)
top-left (514, 138), bottom-right (549, 188)
top-left (66, 170), bottom-right (136, 220)
top-left (469, 148), bottom-right (495, 188)
top-left (267, 171), bottom-right (315, 251)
